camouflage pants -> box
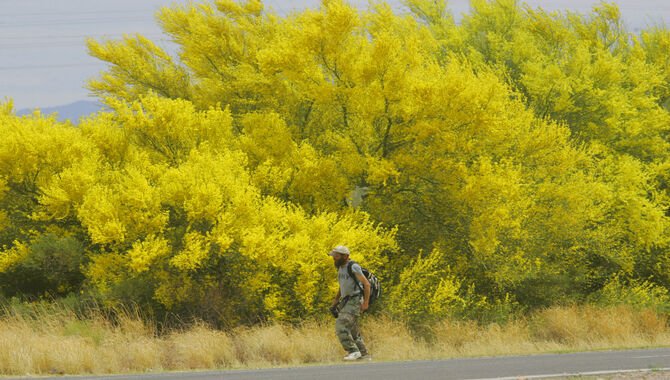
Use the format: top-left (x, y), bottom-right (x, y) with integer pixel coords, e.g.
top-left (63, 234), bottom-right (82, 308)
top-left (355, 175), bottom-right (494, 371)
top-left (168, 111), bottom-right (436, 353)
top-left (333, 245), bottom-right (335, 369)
top-left (335, 294), bottom-right (368, 355)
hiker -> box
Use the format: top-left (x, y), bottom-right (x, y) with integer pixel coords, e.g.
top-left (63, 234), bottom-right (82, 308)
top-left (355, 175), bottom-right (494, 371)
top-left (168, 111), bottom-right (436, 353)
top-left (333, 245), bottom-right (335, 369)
top-left (328, 245), bottom-right (371, 361)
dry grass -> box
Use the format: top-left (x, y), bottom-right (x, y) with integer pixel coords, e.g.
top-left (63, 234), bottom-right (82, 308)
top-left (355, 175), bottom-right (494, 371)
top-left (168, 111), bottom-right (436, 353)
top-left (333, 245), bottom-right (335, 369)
top-left (0, 305), bottom-right (669, 376)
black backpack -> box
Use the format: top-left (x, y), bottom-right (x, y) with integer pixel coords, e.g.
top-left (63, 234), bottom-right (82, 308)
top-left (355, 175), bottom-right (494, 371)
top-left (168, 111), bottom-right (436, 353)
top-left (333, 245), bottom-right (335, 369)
top-left (347, 261), bottom-right (381, 306)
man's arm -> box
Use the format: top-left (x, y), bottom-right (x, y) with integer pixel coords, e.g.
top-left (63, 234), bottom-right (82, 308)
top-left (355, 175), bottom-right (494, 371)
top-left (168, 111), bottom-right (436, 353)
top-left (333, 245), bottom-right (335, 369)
top-left (332, 288), bottom-right (341, 308)
top-left (355, 272), bottom-right (371, 312)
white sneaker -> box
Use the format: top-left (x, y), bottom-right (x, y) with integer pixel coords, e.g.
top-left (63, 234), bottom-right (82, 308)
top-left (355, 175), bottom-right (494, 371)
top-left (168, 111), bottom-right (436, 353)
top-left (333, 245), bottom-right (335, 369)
top-left (343, 351), bottom-right (362, 361)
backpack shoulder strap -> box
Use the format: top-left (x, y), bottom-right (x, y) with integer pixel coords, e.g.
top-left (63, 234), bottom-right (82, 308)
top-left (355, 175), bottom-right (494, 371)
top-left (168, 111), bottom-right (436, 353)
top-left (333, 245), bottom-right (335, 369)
top-left (347, 261), bottom-right (364, 293)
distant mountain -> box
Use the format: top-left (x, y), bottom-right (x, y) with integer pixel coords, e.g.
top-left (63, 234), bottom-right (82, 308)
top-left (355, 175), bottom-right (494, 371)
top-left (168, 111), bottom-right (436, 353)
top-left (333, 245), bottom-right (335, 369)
top-left (17, 100), bottom-right (103, 124)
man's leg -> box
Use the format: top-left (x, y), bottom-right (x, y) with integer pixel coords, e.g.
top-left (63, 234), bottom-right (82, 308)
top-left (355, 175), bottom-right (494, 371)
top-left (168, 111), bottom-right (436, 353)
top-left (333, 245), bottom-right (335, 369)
top-left (354, 335), bottom-right (368, 356)
top-left (350, 317), bottom-right (368, 356)
top-left (335, 312), bottom-right (359, 354)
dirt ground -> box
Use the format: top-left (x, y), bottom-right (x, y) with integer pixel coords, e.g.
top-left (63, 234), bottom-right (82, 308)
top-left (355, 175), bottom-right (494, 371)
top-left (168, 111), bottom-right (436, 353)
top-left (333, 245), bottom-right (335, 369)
top-left (558, 370), bottom-right (670, 379)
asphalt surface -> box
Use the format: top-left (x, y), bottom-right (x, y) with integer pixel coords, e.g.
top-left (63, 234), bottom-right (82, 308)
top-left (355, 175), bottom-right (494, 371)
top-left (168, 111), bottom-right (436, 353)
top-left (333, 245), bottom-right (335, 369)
top-left (25, 347), bottom-right (670, 380)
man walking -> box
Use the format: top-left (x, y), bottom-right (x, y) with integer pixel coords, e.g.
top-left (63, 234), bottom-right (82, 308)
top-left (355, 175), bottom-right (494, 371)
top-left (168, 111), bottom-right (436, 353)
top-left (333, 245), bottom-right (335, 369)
top-left (329, 245), bottom-right (371, 361)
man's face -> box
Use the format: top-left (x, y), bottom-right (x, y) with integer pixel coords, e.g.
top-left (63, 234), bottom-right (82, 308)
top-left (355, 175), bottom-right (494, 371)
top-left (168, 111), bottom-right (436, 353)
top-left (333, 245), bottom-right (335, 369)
top-left (332, 253), bottom-right (347, 268)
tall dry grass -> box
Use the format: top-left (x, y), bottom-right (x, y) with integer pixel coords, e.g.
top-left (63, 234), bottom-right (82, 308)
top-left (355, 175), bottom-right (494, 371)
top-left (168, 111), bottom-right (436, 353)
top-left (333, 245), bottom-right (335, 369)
top-left (0, 304), bottom-right (668, 376)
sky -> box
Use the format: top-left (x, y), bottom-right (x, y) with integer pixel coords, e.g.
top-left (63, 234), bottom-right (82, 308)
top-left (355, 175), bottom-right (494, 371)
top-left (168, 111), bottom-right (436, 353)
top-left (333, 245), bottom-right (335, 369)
top-left (1, 0), bottom-right (669, 111)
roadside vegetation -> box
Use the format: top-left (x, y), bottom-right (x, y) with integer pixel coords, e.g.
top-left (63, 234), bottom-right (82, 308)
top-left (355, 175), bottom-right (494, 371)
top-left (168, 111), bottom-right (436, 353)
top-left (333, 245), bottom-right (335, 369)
top-left (0, 301), bottom-right (668, 376)
top-left (3, 0), bottom-right (670, 376)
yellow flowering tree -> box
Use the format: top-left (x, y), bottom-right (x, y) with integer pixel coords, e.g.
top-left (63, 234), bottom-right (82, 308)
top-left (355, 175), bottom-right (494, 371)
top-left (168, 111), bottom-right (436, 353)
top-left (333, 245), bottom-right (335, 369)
top-left (84, 0), bottom-right (670, 311)
top-left (2, 0), bottom-right (670, 324)
top-left (0, 96), bottom-right (397, 324)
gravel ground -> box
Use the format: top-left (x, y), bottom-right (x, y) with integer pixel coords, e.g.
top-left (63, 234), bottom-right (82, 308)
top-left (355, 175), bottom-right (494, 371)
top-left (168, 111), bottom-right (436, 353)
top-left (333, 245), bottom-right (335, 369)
top-left (557, 370), bottom-right (670, 379)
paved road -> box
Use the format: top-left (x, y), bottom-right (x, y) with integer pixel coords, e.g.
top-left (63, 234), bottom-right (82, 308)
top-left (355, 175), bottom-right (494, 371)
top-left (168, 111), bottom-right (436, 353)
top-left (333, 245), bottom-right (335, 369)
top-left (32, 348), bottom-right (670, 380)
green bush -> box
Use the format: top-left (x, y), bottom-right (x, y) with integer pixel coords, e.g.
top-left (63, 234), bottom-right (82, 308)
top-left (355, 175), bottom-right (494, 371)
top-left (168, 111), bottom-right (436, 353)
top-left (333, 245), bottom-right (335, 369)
top-left (590, 274), bottom-right (670, 313)
top-left (0, 234), bottom-right (86, 298)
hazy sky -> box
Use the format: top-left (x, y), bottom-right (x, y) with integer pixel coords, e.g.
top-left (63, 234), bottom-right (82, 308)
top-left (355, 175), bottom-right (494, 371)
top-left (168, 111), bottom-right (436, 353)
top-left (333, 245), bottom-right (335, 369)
top-left (1, 0), bottom-right (668, 111)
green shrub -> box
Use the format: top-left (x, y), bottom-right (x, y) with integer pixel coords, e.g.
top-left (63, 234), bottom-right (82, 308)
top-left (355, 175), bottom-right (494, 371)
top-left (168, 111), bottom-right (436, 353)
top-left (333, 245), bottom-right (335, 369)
top-left (590, 274), bottom-right (670, 313)
top-left (0, 233), bottom-right (85, 297)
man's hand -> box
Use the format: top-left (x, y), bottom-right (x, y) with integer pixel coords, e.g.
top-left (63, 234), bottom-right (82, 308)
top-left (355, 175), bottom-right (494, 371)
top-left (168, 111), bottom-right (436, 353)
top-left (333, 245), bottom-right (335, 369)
top-left (360, 302), bottom-right (369, 313)
top-left (329, 305), bottom-right (339, 318)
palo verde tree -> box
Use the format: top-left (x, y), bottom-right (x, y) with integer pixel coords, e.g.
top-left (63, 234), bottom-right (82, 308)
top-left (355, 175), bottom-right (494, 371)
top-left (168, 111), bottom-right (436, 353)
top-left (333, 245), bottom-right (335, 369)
top-left (84, 0), bottom-right (670, 313)
top-left (0, 96), bottom-right (397, 324)
top-left (1, 0), bottom-right (669, 326)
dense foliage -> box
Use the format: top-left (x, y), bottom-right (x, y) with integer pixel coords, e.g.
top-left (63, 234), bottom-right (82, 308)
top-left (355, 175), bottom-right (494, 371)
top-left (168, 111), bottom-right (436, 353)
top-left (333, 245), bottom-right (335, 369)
top-left (2, 0), bottom-right (670, 326)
